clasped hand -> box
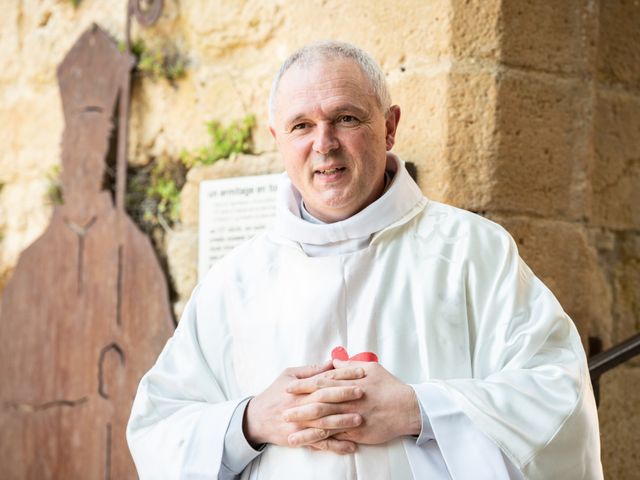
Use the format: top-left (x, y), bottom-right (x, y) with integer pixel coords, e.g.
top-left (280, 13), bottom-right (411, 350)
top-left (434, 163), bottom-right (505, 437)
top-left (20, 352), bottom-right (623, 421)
top-left (244, 359), bottom-right (420, 455)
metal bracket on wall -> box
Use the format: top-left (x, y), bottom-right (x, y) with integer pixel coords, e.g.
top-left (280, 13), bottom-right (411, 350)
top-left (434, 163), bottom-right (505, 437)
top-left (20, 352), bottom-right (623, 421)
top-left (588, 332), bottom-right (640, 406)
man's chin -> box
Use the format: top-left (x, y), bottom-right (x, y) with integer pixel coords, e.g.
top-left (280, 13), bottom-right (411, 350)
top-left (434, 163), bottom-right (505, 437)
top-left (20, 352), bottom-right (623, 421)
top-left (306, 199), bottom-right (359, 223)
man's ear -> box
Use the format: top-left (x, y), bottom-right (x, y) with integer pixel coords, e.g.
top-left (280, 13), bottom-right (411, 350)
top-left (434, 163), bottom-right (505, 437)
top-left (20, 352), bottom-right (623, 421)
top-left (384, 105), bottom-right (401, 151)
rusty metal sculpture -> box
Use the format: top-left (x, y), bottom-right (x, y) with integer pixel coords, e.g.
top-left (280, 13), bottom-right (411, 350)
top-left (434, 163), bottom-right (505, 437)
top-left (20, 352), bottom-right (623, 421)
top-left (0, 1), bottom-right (173, 478)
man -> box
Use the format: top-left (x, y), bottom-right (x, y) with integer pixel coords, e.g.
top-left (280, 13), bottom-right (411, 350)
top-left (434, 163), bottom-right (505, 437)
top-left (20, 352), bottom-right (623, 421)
top-left (127, 41), bottom-right (603, 479)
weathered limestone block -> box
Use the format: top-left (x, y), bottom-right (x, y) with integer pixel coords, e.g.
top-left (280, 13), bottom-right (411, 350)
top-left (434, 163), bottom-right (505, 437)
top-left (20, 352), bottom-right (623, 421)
top-left (598, 366), bottom-right (640, 480)
top-left (492, 70), bottom-right (590, 218)
top-left (597, 0), bottom-right (640, 91)
top-left (187, 62), bottom-right (275, 152)
top-left (389, 70), bottom-right (448, 200)
top-left (0, 1), bottom-right (22, 85)
top-left (166, 226), bottom-right (198, 319)
top-left (128, 68), bottom-right (275, 166)
top-left (489, 215), bottom-right (612, 345)
top-left (441, 69), bottom-right (498, 209)
top-left (272, 0), bottom-right (451, 68)
top-left (499, 0), bottom-right (596, 75)
top-left (180, 152), bottom-right (282, 227)
top-left (591, 228), bottom-right (640, 351)
top-left (611, 233), bottom-right (640, 344)
top-left (5, 0), bottom-right (127, 86)
top-left (129, 78), bottom-right (201, 167)
top-left (449, 0), bottom-right (501, 59)
top-left (591, 90), bottom-right (640, 230)
top-left (0, 86), bottom-right (62, 183)
top-left (180, 0), bottom-right (281, 59)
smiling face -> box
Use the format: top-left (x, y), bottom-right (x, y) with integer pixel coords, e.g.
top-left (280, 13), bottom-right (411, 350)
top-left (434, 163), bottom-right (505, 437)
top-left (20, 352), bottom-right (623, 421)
top-left (270, 58), bottom-right (400, 223)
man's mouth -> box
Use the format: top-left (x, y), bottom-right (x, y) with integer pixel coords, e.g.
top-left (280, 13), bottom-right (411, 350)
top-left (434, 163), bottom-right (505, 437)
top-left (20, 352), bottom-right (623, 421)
top-left (316, 167), bottom-right (346, 175)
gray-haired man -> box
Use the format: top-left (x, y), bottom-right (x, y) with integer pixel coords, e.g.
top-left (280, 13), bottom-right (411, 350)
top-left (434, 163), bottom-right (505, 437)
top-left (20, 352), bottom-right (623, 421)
top-left (128, 41), bottom-right (602, 479)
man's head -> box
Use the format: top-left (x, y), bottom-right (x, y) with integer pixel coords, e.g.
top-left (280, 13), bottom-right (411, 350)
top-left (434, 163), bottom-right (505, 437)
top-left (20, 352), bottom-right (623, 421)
top-left (269, 41), bottom-right (401, 223)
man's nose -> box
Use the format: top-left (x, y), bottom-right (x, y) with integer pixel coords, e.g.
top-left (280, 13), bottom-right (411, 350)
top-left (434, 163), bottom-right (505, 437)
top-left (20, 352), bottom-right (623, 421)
top-left (312, 123), bottom-right (339, 155)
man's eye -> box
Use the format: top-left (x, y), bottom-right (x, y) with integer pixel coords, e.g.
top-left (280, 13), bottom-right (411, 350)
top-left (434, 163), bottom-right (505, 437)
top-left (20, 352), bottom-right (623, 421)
top-left (338, 115), bottom-right (359, 125)
top-left (291, 123), bottom-right (308, 131)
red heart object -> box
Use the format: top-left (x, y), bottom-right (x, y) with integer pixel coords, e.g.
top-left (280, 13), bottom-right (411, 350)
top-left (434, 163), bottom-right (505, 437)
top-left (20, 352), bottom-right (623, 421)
top-left (331, 346), bottom-right (379, 363)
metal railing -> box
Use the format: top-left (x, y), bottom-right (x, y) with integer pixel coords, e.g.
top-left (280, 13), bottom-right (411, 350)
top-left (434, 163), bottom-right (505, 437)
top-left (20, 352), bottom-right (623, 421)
top-left (588, 333), bottom-right (640, 406)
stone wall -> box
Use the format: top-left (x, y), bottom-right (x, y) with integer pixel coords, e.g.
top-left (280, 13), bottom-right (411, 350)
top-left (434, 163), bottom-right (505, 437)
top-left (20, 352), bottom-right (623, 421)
top-left (0, 0), bottom-right (637, 476)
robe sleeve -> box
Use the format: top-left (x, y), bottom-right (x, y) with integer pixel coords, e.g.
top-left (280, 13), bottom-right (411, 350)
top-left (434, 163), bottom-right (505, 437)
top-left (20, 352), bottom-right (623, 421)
top-left (410, 383), bottom-right (524, 479)
top-left (418, 229), bottom-right (603, 479)
top-left (220, 398), bottom-right (264, 478)
top-left (126, 286), bottom-right (246, 479)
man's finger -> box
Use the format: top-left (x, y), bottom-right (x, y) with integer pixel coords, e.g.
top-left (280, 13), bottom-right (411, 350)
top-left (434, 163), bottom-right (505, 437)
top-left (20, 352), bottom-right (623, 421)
top-left (283, 397), bottom-right (362, 423)
top-left (288, 427), bottom-right (331, 447)
top-left (332, 359), bottom-right (370, 369)
top-left (287, 360), bottom-right (334, 379)
top-left (300, 413), bottom-right (362, 430)
top-left (309, 385), bottom-right (364, 404)
top-left (308, 438), bottom-right (357, 455)
top-left (283, 402), bottom-right (338, 422)
top-left (286, 368), bottom-right (365, 393)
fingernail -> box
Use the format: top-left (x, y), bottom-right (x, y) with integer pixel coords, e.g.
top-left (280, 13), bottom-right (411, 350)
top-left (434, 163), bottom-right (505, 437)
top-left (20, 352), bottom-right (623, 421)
top-left (355, 368), bottom-right (364, 377)
top-left (354, 387), bottom-right (363, 397)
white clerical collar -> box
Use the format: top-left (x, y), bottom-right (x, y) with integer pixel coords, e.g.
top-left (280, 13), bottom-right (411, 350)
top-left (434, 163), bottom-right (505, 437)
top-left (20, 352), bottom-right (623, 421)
top-left (272, 153), bottom-right (424, 250)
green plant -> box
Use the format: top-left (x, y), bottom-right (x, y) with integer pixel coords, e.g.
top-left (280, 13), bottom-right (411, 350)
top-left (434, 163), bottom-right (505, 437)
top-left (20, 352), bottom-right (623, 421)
top-left (146, 158), bottom-right (185, 225)
top-left (180, 115), bottom-right (256, 168)
top-left (130, 39), bottom-right (145, 58)
top-left (69, 0), bottom-right (81, 8)
top-left (45, 165), bottom-right (64, 205)
top-left (125, 114), bottom-right (257, 232)
top-left (125, 159), bottom-right (186, 233)
top-left (119, 39), bottom-right (187, 83)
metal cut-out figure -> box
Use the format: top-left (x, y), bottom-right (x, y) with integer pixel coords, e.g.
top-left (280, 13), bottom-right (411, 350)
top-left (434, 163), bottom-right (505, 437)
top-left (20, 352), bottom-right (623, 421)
top-left (0, 24), bottom-right (174, 479)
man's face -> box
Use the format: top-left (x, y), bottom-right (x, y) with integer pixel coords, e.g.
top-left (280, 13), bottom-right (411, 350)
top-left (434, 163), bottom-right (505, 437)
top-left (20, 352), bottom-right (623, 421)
top-left (270, 58), bottom-right (400, 223)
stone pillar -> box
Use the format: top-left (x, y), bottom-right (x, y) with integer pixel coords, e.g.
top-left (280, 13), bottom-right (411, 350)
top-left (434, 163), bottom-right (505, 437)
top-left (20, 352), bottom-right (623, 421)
top-left (442, 0), bottom-right (609, 341)
top-left (441, 1), bottom-right (639, 477)
top-left (591, 1), bottom-right (640, 477)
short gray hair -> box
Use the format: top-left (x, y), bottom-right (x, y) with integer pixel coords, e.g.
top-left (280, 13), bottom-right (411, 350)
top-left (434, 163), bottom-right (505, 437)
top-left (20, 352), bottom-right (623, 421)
top-left (268, 40), bottom-right (391, 125)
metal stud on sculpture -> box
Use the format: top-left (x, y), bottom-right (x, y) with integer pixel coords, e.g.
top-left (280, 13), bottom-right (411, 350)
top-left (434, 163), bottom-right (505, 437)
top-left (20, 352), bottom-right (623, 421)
top-left (0, 5), bottom-right (173, 479)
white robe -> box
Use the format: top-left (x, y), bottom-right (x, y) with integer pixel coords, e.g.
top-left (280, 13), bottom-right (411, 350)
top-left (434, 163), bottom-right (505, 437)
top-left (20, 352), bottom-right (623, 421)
top-left (127, 157), bottom-right (602, 479)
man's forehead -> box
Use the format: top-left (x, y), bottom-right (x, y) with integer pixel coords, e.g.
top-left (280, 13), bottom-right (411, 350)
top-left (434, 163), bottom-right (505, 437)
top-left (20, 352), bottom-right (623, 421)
top-left (274, 58), bottom-right (377, 117)
top-left (280, 57), bottom-right (369, 89)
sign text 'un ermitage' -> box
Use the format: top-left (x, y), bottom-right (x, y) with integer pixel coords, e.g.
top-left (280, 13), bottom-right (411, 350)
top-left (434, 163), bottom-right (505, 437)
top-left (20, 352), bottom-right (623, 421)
top-left (198, 174), bottom-right (281, 280)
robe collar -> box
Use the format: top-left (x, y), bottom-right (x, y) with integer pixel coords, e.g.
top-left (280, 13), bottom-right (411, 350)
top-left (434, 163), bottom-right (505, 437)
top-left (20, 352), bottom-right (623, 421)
top-left (272, 153), bottom-right (425, 250)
